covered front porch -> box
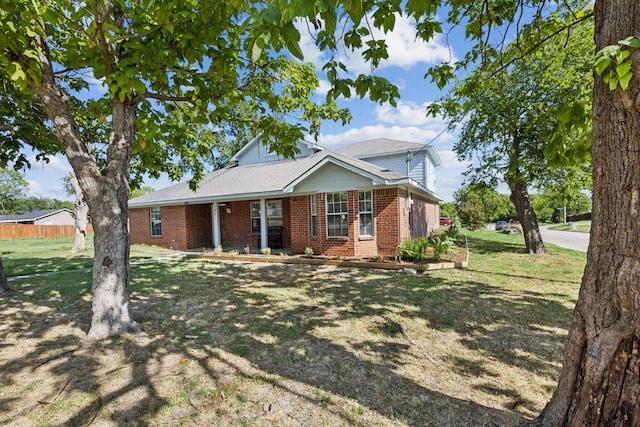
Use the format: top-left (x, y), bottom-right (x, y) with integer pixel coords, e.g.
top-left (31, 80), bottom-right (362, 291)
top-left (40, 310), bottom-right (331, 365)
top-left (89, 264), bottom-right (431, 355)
top-left (209, 198), bottom-right (291, 251)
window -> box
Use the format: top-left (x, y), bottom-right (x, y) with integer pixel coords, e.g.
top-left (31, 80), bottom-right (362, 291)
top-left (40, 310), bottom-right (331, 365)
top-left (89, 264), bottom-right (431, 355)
top-left (359, 191), bottom-right (373, 236)
top-left (310, 195), bottom-right (317, 237)
top-left (267, 201), bottom-right (283, 230)
top-left (250, 202), bottom-right (261, 234)
top-left (326, 192), bottom-right (348, 237)
top-left (150, 207), bottom-right (162, 236)
top-left (251, 200), bottom-right (283, 234)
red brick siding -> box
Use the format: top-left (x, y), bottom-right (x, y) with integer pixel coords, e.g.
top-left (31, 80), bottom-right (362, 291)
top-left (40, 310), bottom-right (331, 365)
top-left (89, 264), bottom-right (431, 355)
top-left (373, 188), bottom-right (402, 257)
top-left (290, 196), bottom-right (311, 254)
top-left (185, 204), bottom-right (213, 249)
top-left (409, 195), bottom-right (439, 238)
top-left (129, 208), bottom-right (150, 246)
top-left (221, 201), bottom-right (259, 249)
top-left (129, 206), bottom-right (188, 250)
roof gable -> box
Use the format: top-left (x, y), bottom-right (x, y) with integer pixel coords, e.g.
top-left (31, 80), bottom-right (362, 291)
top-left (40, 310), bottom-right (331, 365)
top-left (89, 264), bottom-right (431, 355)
top-left (0, 208), bottom-right (73, 223)
top-left (336, 138), bottom-right (442, 166)
top-left (231, 134), bottom-right (323, 166)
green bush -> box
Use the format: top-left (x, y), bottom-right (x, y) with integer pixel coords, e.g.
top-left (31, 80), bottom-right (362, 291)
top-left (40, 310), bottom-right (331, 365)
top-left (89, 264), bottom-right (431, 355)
top-left (445, 221), bottom-right (461, 239)
top-left (431, 236), bottom-right (455, 261)
top-left (458, 204), bottom-right (487, 230)
top-left (396, 234), bottom-right (458, 262)
top-left (395, 237), bottom-right (430, 262)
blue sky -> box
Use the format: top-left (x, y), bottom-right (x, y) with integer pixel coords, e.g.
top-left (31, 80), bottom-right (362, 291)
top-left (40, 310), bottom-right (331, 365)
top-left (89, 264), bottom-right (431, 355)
top-left (20, 12), bottom-right (471, 203)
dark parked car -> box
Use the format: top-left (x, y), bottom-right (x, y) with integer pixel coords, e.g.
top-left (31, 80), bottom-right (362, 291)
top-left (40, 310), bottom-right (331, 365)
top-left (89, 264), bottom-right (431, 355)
top-left (440, 217), bottom-right (453, 226)
top-left (496, 220), bottom-right (508, 230)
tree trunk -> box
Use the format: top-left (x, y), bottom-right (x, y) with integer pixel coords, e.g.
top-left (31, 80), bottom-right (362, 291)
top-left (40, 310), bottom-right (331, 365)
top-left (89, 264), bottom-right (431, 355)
top-left (69, 173), bottom-right (89, 253)
top-left (529, 2), bottom-right (640, 425)
top-left (29, 30), bottom-right (138, 340)
top-left (84, 100), bottom-right (138, 340)
top-left (508, 179), bottom-right (546, 254)
top-left (0, 258), bottom-right (13, 293)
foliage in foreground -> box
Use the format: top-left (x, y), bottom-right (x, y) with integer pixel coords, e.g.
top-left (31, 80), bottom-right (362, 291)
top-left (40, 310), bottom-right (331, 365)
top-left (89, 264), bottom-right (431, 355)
top-left (0, 229), bottom-right (585, 426)
top-left (395, 224), bottom-right (461, 262)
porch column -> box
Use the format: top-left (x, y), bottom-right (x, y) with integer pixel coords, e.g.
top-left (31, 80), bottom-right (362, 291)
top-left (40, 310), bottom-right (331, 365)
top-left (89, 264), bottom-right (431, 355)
top-left (212, 202), bottom-right (221, 248)
top-left (260, 198), bottom-right (268, 249)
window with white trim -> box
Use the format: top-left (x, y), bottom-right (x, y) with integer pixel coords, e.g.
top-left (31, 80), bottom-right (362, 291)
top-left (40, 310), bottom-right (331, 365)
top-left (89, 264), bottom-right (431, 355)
top-left (250, 202), bottom-right (261, 234)
top-left (150, 207), bottom-right (162, 236)
top-left (326, 192), bottom-right (348, 237)
top-left (310, 195), bottom-right (317, 237)
top-left (359, 191), bottom-right (373, 236)
top-left (251, 200), bottom-right (283, 234)
top-left (267, 200), bottom-right (283, 228)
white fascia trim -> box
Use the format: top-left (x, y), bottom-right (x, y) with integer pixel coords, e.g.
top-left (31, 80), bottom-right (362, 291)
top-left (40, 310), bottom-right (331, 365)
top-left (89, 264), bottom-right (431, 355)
top-left (426, 146), bottom-right (442, 166)
top-left (128, 190), bottom-right (287, 208)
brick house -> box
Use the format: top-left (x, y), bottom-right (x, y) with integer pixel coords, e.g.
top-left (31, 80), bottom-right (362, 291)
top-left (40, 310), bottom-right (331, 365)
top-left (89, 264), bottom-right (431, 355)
top-left (128, 137), bottom-right (442, 257)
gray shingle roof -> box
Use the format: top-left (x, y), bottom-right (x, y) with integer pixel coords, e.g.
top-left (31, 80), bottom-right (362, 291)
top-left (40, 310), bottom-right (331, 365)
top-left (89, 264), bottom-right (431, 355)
top-left (335, 138), bottom-right (426, 157)
top-left (128, 150), bottom-right (409, 207)
top-left (0, 209), bottom-right (71, 223)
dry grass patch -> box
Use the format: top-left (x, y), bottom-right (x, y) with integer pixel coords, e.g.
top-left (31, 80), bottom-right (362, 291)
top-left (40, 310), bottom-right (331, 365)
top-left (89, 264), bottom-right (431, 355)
top-left (0, 230), bottom-right (584, 426)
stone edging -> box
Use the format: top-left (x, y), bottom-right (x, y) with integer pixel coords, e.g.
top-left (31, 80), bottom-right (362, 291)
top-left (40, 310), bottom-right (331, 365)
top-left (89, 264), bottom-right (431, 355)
top-left (186, 253), bottom-right (468, 272)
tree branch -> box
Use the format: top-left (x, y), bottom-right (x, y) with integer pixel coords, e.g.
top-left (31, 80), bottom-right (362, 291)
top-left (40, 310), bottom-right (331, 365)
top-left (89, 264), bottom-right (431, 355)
top-left (143, 92), bottom-right (194, 102)
top-left (0, 124), bottom-right (18, 132)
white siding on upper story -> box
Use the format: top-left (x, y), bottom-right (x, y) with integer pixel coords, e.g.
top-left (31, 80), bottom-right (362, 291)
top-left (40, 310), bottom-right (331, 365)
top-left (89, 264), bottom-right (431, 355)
top-left (292, 163), bottom-right (374, 193)
top-left (425, 155), bottom-right (437, 191)
top-left (235, 139), bottom-right (319, 166)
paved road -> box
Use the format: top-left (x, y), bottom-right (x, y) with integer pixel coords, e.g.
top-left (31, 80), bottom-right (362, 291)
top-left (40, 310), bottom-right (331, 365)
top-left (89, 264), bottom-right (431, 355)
top-left (540, 226), bottom-right (590, 253)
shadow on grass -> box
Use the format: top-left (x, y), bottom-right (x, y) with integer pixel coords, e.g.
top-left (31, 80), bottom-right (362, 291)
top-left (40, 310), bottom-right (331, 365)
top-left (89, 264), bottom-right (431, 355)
top-left (0, 243), bottom-right (578, 426)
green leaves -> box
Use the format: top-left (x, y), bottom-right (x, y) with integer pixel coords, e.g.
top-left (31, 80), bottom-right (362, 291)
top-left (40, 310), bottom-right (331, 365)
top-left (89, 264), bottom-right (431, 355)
top-left (595, 36), bottom-right (640, 91)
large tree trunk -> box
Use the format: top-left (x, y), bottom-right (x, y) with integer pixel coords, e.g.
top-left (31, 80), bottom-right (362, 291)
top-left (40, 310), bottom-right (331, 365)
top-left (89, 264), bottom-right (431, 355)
top-left (29, 29), bottom-right (137, 340)
top-left (508, 179), bottom-right (546, 254)
top-left (84, 100), bottom-right (138, 340)
top-left (529, 2), bottom-right (640, 425)
top-left (0, 258), bottom-right (13, 293)
top-left (69, 173), bottom-right (89, 253)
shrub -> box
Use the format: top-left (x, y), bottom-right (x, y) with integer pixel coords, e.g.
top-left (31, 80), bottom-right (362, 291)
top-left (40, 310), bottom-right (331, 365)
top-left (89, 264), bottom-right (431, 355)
top-left (431, 236), bottom-right (455, 261)
top-left (458, 204), bottom-right (487, 230)
top-left (304, 247), bottom-right (314, 257)
top-left (445, 221), bottom-right (461, 239)
top-left (395, 237), bottom-right (430, 262)
top-left (261, 247), bottom-right (271, 256)
top-left (396, 235), bottom-right (458, 262)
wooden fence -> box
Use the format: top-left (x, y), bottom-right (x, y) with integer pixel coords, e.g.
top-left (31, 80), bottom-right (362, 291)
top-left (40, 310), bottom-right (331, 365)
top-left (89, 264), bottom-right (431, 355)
top-left (0, 224), bottom-right (93, 240)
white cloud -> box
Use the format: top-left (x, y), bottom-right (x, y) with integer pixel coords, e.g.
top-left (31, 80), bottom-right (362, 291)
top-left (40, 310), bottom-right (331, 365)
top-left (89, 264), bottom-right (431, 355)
top-left (28, 154), bottom-right (72, 174)
top-left (26, 180), bottom-right (47, 198)
top-left (298, 13), bottom-right (454, 75)
top-left (374, 101), bottom-right (444, 127)
top-left (315, 79), bottom-right (332, 96)
top-left (319, 124), bottom-right (452, 150)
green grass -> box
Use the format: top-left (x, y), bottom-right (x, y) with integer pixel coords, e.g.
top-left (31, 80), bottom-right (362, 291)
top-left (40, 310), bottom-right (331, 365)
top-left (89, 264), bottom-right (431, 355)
top-left (0, 229), bottom-right (586, 426)
top-left (0, 235), bottom-right (177, 276)
top-left (547, 220), bottom-right (591, 233)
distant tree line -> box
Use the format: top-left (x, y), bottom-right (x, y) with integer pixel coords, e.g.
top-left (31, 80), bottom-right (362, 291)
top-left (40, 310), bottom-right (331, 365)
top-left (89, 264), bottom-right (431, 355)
top-left (447, 183), bottom-right (591, 230)
top-left (0, 168), bottom-right (72, 215)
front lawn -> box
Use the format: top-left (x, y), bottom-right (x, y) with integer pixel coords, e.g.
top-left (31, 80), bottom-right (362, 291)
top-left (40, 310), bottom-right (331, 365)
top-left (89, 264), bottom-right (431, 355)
top-left (0, 235), bottom-right (176, 276)
top-left (0, 230), bottom-right (585, 426)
